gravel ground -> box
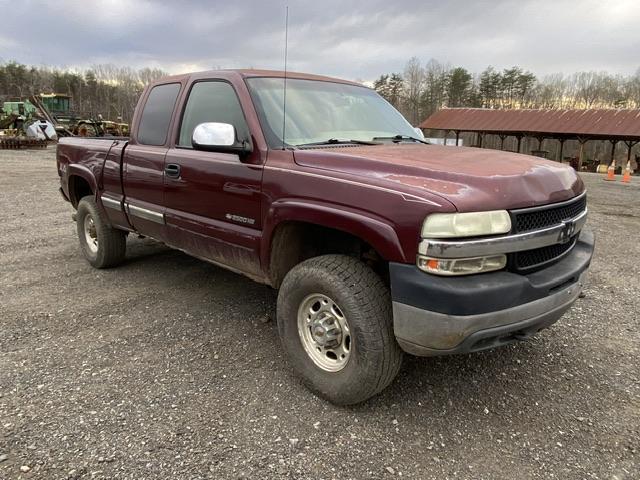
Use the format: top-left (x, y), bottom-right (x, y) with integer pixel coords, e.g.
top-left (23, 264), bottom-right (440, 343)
top-left (0, 148), bottom-right (638, 480)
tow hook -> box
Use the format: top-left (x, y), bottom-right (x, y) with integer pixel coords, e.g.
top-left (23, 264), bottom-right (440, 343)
top-left (71, 212), bottom-right (77, 222)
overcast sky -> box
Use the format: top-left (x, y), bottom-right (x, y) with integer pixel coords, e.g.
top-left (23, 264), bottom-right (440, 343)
top-left (1, 0), bottom-right (638, 81)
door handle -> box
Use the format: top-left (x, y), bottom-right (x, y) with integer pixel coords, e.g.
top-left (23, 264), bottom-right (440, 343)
top-left (165, 163), bottom-right (181, 178)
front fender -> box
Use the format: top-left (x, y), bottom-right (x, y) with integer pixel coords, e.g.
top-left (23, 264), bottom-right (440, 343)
top-left (261, 198), bottom-right (407, 269)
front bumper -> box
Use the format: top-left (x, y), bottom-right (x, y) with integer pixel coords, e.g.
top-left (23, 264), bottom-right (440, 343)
top-left (390, 229), bottom-right (594, 356)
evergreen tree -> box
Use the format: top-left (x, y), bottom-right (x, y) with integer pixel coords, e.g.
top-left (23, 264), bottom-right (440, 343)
top-left (447, 67), bottom-right (472, 107)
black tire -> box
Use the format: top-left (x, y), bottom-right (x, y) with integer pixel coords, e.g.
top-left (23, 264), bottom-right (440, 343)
top-left (277, 254), bottom-right (403, 405)
top-left (76, 195), bottom-right (127, 268)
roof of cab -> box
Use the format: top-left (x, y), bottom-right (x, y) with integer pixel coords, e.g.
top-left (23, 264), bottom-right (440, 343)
top-left (150, 69), bottom-right (363, 87)
top-left (235, 69), bottom-right (362, 86)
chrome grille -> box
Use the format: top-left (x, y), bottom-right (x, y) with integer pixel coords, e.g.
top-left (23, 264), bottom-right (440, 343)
top-left (512, 194), bottom-right (586, 233)
top-left (509, 193), bottom-right (586, 272)
top-left (512, 236), bottom-right (577, 271)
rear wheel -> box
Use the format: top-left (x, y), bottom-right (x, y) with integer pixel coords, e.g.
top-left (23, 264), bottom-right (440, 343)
top-left (277, 254), bottom-right (403, 405)
top-left (76, 196), bottom-right (127, 268)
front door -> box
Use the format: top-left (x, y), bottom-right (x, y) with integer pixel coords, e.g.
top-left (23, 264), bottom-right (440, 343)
top-left (163, 80), bottom-right (263, 277)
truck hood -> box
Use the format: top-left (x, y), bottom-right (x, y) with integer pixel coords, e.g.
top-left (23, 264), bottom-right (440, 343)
top-left (293, 144), bottom-right (584, 211)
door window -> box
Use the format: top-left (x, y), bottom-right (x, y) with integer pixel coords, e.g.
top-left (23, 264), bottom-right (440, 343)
top-left (178, 81), bottom-right (249, 147)
top-left (138, 83), bottom-right (181, 146)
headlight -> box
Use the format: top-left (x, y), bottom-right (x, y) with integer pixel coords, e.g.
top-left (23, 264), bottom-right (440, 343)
top-left (417, 254), bottom-right (507, 276)
top-left (421, 210), bottom-right (511, 238)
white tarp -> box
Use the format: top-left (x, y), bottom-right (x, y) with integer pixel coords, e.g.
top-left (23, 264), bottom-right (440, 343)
top-left (25, 120), bottom-right (58, 140)
top-left (426, 137), bottom-right (463, 146)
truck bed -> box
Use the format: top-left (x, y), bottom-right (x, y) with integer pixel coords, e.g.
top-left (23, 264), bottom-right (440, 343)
top-left (57, 136), bottom-right (129, 208)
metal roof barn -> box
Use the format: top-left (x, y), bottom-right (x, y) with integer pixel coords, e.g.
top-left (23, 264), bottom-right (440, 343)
top-left (419, 108), bottom-right (640, 167)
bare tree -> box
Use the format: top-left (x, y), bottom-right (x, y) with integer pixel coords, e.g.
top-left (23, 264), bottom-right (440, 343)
top-left (421, 59), bottom-right (449, 117)
top-left (402, 57), bottom-right (424, 125)
top-left (624, 70), bottom-right (640, 108)
top-left (572, 72), bottom-right (606, 108)
top-left (535, 74), bottom-right (567, 108)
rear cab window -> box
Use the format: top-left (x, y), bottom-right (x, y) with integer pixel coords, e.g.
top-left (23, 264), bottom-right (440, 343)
top-left (138, 83), bottom-right (181, 146)
top-left (178, 81), bottom-right (250, 148)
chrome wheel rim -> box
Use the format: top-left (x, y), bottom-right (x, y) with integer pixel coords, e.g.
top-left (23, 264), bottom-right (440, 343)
top-left (297, 293), bottom-right (351, 372)
top-left (83, 214), bottom-right (98, 254)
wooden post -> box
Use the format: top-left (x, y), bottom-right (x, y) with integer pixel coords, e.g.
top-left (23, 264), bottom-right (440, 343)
top-left (478, 132), bottom-right (484, 148)
top-left (578, 142), bottom-right (584, 170)
top-left (455, 131), bottom-right (460, 146)
top-left (443, 130), bottom-right (448, 146)
top-left (499, 135), bottom-right (506, 150)
top-left (558, 138), bottom-right (565, 162)
top-left (625, 141), bottom-right (637, 162)
top-left (610, 140), bottom-right (617, 166)
top-left (577, 137), bottom-right (589, 171)
top-left (516, 135), bottom-right (522, 153)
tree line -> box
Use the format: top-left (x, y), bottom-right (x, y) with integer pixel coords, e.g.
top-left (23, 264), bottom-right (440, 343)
top-left (3, 58), bottom-right (640, 127)
top-left (0, 61), bottom-right (167, 123)
top-left (375, 57), bottom-right (640, 125)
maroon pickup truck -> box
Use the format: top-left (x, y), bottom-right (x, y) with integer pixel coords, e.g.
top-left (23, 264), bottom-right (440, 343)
top-left (57, 69), bottom-right (594, 404)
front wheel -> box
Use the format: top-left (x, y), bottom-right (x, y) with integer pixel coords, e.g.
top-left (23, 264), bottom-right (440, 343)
top-left (277, 255), bottom-right (403, 405)
top-left (76, 196), bottom-right (127, 268)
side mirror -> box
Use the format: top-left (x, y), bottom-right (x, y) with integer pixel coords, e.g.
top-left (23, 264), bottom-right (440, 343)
top-left (192, 122), bottom-right (253, 156)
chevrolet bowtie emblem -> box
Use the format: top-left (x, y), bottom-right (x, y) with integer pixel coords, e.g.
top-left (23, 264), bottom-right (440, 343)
top-left (558, 220), bottom-right (576, 244)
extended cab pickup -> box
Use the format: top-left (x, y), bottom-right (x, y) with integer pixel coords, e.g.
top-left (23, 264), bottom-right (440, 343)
top-left (57, 69), bottom-right (594, 404)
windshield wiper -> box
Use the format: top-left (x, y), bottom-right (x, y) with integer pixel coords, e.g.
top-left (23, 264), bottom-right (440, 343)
top-left (295, 138), bottom-right (381, 147)
top-left (372, 134), bottom-right (429, 144)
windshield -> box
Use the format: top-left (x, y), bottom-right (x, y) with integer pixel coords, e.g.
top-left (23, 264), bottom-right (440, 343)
top-left (246, 77), bottom-right (417, 148)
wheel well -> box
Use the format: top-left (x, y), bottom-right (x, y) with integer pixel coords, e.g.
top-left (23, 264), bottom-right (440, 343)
top-left (69, 175), bottom-right (93, 208)
top-left (268, 221), bottom-right (388, 288)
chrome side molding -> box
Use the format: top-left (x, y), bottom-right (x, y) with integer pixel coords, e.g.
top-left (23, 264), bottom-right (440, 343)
top-left (100, 194), bottom-right (165, 225)
top-left (125, 203), bottom-right (165, 224)
top-left (100, 195), bottom-right (122, 211)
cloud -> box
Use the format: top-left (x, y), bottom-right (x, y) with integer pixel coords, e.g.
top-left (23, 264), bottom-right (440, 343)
top-left (0, 0), bottom-right (637, 81)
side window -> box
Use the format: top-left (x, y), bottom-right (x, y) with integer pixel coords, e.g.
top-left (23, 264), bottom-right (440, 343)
top-left (138, 83), bottom-right (181, 146)
top-left (178, 81), bottom-right (249, 147)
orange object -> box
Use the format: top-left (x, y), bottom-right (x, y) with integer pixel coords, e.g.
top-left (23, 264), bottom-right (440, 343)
top-left (622, 161), bottom-right (632, 183)
top-left (605, 162), bottom-right (616, 181)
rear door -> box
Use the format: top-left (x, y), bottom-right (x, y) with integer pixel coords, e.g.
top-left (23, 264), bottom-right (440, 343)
top-left (163, 80), bottom-right (263, 277)
top-left (122, 82), bottom-right (181, 241)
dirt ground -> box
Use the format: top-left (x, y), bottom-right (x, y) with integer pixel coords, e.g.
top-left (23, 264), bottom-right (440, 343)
top-left (1, 148), bottom-right (638, 480)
